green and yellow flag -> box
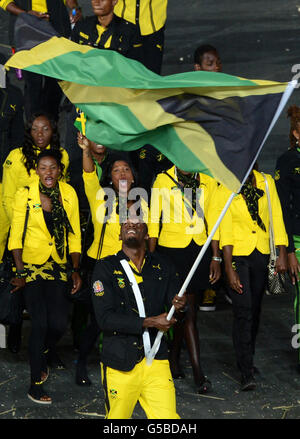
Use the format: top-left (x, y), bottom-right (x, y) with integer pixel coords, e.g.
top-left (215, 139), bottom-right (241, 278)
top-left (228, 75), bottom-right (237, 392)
top-left (6, 35), bottom-right (294, 192)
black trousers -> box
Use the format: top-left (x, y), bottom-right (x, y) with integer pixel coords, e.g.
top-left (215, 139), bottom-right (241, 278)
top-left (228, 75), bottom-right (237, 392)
top-left (228, 249), bottom-right (269, 378)
top-left (23, 279), bottom-right (70, 383)
top-left (72, 257), bottom-right (101, 364)
top-left (141, 27), bottom-right (165, 74)
top-left (22, 71), bottom-right (62, 121)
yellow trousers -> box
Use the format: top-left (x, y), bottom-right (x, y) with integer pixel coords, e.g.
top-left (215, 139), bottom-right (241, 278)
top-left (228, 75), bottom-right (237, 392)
top-left (101, 358), bottom-right (180, 419)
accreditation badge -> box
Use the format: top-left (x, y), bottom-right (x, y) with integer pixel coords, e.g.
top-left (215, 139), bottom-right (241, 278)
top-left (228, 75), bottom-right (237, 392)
top-left (93, 280), bottom-right (104, 296)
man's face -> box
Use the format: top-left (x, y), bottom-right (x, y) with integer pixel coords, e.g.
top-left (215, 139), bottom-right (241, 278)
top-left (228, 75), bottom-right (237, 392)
top-left (91, 0), bottom-right (117, 17)
top-left (194, 51), bottom-right (222, 72)
top-left (120, 217), bottom-right (148, 248)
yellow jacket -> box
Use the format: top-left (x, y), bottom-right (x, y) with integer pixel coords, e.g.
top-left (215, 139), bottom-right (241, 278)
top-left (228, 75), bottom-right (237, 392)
top-left (148, 166), bottom-right (219, 248)
top-left (217, 170), bottom-right (288, 256)
top-left (83, 170), bottom-right (149, 259)
top-left (114, 0), bottom-right (168, 35)
top-left (8, 180), bottom-right (81, 264)
top-left (0, 183), bottom-right (10, 263)
top-left (2, 146), bottom-right (69, 222)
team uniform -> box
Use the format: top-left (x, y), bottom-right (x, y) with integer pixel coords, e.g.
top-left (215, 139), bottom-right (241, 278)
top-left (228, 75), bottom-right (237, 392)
top-left (8, 180), bottom-right (81, 386)
top-left (148, 166), bottom-right (219, 293)
top-left (217, 170), bottom-right (288, 380)
top-left (91, 249), bottom-right (181, 419)
top-left (71, 14), bottom-right (142, 61)
top-left (275, 148), bottom-right (300, 362)
top-left (114, 0), bottom-right (168, 74)
top-left (0, 146), bottom-right (69, 265)
top-left (0, 85), bottom-right (24, 262)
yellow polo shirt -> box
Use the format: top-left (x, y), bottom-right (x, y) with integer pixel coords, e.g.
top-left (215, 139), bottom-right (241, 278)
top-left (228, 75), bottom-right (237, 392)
top-left (114, 0), bottom-right (168, 35)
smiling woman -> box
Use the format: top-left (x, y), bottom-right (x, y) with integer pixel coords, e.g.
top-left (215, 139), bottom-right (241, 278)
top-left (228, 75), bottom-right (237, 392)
top-left (8, 149), bottom-right (82, 405)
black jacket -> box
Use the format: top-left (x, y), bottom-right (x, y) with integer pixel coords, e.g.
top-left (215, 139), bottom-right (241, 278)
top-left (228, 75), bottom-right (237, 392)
top-left (0, 85), bottom-right (24, 181)
top-left (8, 0), bottom-right (71, 45)
top-left (91, 250), bottom-right (181, 371)
top-left (275, 148), bottom-right (300, 252)
top-left (71, 15), bottom-right (142, 62)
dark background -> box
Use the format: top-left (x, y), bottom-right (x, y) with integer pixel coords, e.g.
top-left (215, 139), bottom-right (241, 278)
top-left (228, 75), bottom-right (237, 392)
top-left (1, 0), bottom-right (300, 420)
top-left (1, 0), bottom-right (300, 174)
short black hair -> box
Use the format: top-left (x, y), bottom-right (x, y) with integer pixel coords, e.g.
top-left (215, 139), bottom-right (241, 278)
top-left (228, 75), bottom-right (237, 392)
top-left (194, 44), bottom-right (219, 65)
top-left (36, 148), bottom-right (64, 173)
top-left (103, 154), bottom-right (137, 188)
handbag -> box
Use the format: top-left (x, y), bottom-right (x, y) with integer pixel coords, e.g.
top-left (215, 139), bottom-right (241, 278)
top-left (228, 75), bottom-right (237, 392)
top-left (262, 173), bottom-right (288, 295)
top-left (0, 197), bottom-right (29, 324)
top-left (0, 255), bottom-right (22, 324)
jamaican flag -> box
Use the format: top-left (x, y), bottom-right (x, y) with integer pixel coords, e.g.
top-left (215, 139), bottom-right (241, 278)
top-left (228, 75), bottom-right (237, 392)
top-left (6, 32), bottom-right (294, 192)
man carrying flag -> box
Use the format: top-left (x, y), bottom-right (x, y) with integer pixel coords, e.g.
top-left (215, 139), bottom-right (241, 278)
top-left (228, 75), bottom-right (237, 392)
top-left (91, 213), bottom-right (186, 419)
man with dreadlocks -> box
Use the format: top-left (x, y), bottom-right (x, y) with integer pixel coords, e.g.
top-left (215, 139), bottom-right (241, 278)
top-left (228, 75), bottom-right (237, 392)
top-left (8, 149), bottom-right (81, 405)
top-left (275, 105), bottom-right (300, 372)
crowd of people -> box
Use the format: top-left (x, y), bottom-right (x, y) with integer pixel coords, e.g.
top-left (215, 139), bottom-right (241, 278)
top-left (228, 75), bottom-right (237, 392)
top-left (0, 0), bottom-right (300, 420)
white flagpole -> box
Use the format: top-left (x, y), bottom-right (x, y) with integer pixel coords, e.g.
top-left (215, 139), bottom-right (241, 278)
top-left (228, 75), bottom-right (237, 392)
top-left (146, 80), bottom-right (296, 365)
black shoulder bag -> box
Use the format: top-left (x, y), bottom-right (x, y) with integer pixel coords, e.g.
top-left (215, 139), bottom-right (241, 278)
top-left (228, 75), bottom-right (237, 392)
top-left (0, 192), bottom-right (30, 324)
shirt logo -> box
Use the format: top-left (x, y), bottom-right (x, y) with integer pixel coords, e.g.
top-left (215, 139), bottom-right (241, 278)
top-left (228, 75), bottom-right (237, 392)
top-left (152, 264), bottom-right (161, 270)
top-left (294, 167), bottom-right (300, 175)
top-left (117, 277), bottom-right (125, 289)
top-left (139, 149), bottom-right (146, 159)
top-left (113, 270), bottom-right (123, 275)
top-left (109, 389), bottom-right (118, 399)
top-left (93, 280), bottom-right (104, 296)
top-left (33, 203), bottom-right (42, 211)
top-left (274, 169), bottom-right (280, 180)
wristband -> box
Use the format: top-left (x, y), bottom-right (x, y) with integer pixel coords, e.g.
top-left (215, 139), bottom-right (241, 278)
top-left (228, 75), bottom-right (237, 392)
top-left (212, 256), bottom-right (222, 263)
top-left (71, 267), bottom-right (80, 273)
top-left (16, 269), bottom-right (27, 279)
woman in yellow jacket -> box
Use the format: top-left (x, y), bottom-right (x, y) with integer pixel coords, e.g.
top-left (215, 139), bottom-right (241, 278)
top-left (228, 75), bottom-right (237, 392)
top-left (2, 112), bottom-right (69, 223)
top-left (217, 168), bottom-right (288, 391)
top-left (148, 165), bottom-right (221, 394)
top-left (75, 133), bottom-right (149, 386)
top-left (8, 149), bottom-right (81, 404)
top-left (1, 112), bottom-right (69, 353)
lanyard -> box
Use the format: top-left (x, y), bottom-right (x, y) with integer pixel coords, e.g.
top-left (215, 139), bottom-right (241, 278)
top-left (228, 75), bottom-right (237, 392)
top-left (120, 259), bottom-right (160, 361)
